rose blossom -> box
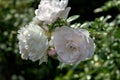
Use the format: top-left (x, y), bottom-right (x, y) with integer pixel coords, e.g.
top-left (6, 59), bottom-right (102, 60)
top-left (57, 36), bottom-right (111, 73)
top-left (17, 23), bottom-right (48, 64)
top-left (35, 0), bottom-right (71, 24)
top-left (53, 26), bottom-right (95, 64)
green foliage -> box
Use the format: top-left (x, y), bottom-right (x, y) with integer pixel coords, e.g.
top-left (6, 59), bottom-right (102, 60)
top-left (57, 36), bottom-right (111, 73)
top-left (94, 0), bottom-right (120, 12)
top-left (102, 0), bottom-right (120, 11)
top-left (0, 0), bottom-right (120, 80)
top-left (67, 15), bottom-right (80, 23)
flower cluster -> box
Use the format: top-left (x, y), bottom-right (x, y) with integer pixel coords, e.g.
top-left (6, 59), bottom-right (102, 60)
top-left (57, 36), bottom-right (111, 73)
top-left (17, 0), bottom-right (95, 64)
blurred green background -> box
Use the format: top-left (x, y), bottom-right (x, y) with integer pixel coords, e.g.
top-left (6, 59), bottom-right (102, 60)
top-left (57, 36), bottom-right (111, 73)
top-left (0, 0), bottom-right (120, 80)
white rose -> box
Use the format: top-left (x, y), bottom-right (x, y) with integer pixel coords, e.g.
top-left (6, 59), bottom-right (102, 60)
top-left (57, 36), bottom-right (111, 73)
top-left (35, 0), bottom-right (71, 24)
top-left (17, 23), bottom-right (48, 64)
top-left (53, 26), bottom-right (95, 64)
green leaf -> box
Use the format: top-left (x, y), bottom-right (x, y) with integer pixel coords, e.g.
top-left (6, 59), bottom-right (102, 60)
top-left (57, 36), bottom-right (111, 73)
top-left (115, 27), bottom-right (120, 38)
top-left (67, 15), bottom-right (80, 22)
top-left (70, 23), bottom-right (81, 28)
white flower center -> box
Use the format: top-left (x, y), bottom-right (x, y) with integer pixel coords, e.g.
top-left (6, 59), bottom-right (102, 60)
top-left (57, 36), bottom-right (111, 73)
top-left (66, 40), bottom-right (79, 51)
